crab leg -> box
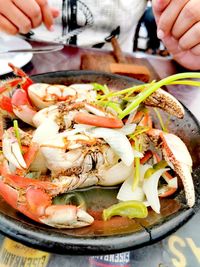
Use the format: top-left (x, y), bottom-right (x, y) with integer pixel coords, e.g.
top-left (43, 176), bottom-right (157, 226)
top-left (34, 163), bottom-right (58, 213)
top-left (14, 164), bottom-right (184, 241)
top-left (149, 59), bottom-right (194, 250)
top-left (8, 63), bottom-right (33, 91)
top-left (0, 64), bottom-right (34, 119)
top-left (0, 96), bottom-right (15, 115)
top-left (0, 78), bottom-right (23, 117)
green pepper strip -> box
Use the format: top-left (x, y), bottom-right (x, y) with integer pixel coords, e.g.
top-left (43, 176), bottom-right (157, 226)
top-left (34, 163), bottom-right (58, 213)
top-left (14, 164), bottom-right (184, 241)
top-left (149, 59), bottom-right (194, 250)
top-left (144, 160), bottom-right (168, 179)
top-left (118, 72), bottom-right (200, 119)
top-left (13, 120), bottom-right (22, 153)
top-left (103, 200), bottom-right (148, 221)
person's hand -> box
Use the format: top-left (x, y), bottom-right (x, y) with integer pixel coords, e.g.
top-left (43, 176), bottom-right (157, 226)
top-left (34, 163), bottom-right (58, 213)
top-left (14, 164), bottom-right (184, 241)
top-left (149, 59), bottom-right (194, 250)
top-left (152, 0), bottom-right (200, 70)
top-left (0, 0), bottom-right (59, 35)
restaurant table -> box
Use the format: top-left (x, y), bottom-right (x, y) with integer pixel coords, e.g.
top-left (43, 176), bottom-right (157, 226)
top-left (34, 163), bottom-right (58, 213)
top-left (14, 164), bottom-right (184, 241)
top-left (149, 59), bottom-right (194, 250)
top-left (0, 41), bottom-right (199, 267)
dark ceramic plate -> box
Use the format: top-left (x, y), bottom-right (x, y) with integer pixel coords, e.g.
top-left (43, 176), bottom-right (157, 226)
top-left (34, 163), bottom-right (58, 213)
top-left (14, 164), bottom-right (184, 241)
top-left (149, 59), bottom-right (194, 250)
top-left (0, 71), bottom-right (199, 255)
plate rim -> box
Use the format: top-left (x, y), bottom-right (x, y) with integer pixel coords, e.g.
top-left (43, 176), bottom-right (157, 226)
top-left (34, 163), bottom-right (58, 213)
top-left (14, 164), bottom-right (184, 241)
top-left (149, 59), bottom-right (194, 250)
top-left (0, 70), bottom-right (199, 254)
top-left (0, 36), bottom-right (32, 76)
top-left (0, 203), bottom-right (195, 255)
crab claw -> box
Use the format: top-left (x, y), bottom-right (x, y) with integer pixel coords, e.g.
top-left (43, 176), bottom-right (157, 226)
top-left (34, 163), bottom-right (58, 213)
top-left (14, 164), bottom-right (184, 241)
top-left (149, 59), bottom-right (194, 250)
top-left (0, 78), bottom-right (23, 118)
top-left (2, 128), bottom-right (27, 170)
top-left (0, 64), bottom-right (33, 117)
top-left (11, 89), bottom-right (37, 126)
top-left (40, 204), bottom-right (94, 228)
top-left (148, 129), bottom-right (195, 207)
top-left (145, 88), bottom-right (185, 119)
top-left (0, 163), bottom-right (94, 228)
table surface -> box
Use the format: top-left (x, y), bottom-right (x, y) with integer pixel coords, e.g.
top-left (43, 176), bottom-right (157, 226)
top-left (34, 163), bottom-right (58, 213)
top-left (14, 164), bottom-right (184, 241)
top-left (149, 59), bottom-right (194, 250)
top-left (0, 41), bottom-right (200, 267)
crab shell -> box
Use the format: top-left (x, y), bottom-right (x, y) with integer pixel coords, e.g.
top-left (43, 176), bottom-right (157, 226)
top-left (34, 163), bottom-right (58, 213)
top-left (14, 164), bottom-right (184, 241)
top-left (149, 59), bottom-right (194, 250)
top-left (148, 129), bottom-right (195, 208)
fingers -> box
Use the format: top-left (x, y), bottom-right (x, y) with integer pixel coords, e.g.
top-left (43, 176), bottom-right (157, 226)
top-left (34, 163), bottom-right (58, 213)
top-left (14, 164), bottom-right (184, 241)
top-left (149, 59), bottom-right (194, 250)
top-left (0, 0), bottom-right (57, 35)
top-left (35, 0), bottom-right (54, 30)
top-left (152, 0), bottom-right (171, 23)
top-left (179, 22), bottom-right (200, 50)
top-left (191, 44), bottom-right (200, 55)
top-left (155, 0), bottom-right (189, 38)
top-left (0, 2), bottom-right (32, 34)
top-left (51, 8), bottom-right (60, 19)
top-left (153, 0), bottom-right (200, 69)
top-left (162, 34), bottom-right (200, 70)
top-left (161, 34), bottom-right (181, 56)
top-left (171, 0), bottom-right (200, 39)
top-left (13, 0), bottom-right (42, 29)
top-left (154, 0), bottom-right (200, 56)
top-left (0, 14), bottom-right (18, 35)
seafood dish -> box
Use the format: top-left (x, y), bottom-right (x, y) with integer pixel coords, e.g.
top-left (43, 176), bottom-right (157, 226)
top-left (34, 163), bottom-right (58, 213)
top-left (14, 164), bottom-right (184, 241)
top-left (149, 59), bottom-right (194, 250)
top-left (0, 63), bottom-right (199, 230)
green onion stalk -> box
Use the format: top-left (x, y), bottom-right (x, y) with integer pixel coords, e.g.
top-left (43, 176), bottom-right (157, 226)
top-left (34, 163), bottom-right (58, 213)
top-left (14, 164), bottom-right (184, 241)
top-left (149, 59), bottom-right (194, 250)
top-left (97, 83), bottom-right (152, 103)
top-left (153, 108), bottom-right (168, 133)
top-left (118, 73), bottom-right (200, 119)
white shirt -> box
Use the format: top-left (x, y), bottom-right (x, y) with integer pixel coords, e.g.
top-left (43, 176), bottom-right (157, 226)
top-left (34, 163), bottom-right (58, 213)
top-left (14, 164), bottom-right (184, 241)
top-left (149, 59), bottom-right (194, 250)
top-left (31, 0), bottom-right (147, 53)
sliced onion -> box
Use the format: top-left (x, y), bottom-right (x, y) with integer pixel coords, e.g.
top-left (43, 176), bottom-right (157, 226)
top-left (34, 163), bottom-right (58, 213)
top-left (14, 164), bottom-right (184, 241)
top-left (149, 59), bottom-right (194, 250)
top-left (74, 123), bottom-right (136, 136)
top-left (32, 119), bottom-right (59, 144)
top-left (116, 123), bottom-right (136, 135)
top-left (117, 164), bottom-right (151, 202)
top-left (98, 161), bottom-right (133, 186)
top-left (143, 168), bottom-right (169, 214)
top-left (73, 123), bottom-right (94, 133)
top-left (8, 162), bottom-right (16, 174)
top-left (133, 150), bottom-right (143, 158)
top-left (117, 175), bottom-right (145, 202)
top-left (89, 127), bottom-right (134, 166)
top-left (168, 177), bottom-right (178, 188)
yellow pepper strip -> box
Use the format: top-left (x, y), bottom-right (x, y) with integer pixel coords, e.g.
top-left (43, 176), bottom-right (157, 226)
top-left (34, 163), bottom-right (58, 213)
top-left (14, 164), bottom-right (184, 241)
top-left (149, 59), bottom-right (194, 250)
top-left (13, 120), bottom-right (22, 153)
top-left (144, 160), bottom-right (168, 179)
top-left (132, 137), bottom-right (140, 191)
